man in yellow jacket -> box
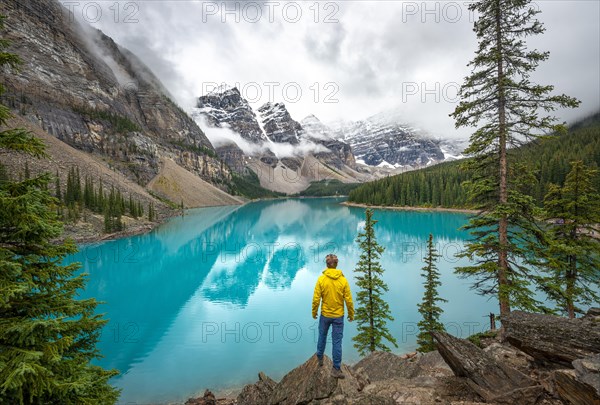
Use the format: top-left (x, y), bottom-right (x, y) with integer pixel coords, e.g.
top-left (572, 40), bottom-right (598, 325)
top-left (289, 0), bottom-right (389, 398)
top-left (312, 254), bottom-right (354, 379)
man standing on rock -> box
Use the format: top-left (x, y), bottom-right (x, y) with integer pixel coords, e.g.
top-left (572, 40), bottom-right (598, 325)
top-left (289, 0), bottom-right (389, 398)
top-left (312, 254), bottom-right (354, 379)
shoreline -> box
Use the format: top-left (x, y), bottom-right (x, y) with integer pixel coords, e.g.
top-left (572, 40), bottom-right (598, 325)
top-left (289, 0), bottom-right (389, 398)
top-left (187, 350), bottom-right (420, 404)
top-left (341, 201), bottom-right (479, 214)
top-left (64, 197), bottom-right (477, 245)
top-left (61, 200), bottom-right (246, 245)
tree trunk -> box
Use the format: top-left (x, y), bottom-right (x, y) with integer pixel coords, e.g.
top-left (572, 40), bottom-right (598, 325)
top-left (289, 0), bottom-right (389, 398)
top-left (367, 233), bottom-right (375, 352)
top-left (566, 259), bottom-right (576, 319)
top-left (495, 0), bottom-right (511, 319)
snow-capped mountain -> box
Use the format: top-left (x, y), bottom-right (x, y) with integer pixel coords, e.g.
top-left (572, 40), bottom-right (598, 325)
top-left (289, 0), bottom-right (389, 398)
top-left (332, 113), bottom-right (447, 169)
top-left (195, 86), bottom-right (267, 143)
top-left (257, 102), bottom-right (302, 145)
top-left (300, 115), bottom-right (355, 169)
top-left (438, 138), bottom-right (469, 161)
top-left (191, 88), bottom-right (366, 194)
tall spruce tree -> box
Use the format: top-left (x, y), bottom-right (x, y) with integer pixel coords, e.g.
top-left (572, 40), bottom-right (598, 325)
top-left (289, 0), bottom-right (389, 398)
top-left (451, 0), bottom-right (580, 318)
top-left (0, 15), bottom-right (119, 403)
top-left (538, 161), bottom-right (600, 318)
top-left (352, 209), bottom-right (398, 355)
top-left (416, 234), bottom-right (447, 353)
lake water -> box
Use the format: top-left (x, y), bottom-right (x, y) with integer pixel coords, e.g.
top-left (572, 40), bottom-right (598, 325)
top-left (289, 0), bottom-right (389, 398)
top-left (66, 197), bottom-right (499, 404)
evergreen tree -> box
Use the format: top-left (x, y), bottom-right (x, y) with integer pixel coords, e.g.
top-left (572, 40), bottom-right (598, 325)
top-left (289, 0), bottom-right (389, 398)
top-left (537, 161), bottom-right (600, 318)
top-left (148, 201), bottom-right (155, 222)
top-left (65, 166), bottom-right (73, 205)
top-left (23, 161), bottom-right (30, 179)
top-left (450, 0), bottom-right (580, 317)
top-left (352, 209), bottom-right (398, 355)
top-left (128, 195), bottom-right (137, 218)
top-left (0, 162), bottom-right (7, 182)
top-left (97, 181), bottom-right (104, 210)
top-left (74, 166), bottom-right (81, 202)
top-left (54, 170), bottom-right (62, 202)
top-left (0, 15), bottom-right (119, 403)
top-left (103, 200), bottom-right (112, 233)
top-left (103, 186), bottom-right (123, 233)
top-left (83, 176), bottom-right (92, 208)
top-left (416, 234), bottom-right (447, 353)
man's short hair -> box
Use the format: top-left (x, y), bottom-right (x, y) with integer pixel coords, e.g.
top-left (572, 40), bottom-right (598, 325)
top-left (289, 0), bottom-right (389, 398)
top-left (326, 254), bottom-right (338, 269)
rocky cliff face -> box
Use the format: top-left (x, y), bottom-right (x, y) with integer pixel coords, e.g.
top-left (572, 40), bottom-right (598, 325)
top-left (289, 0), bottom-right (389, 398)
top-left (334, 113), bottom-right (446, 169)
top-left (1, 0), bottom-right (231, 187)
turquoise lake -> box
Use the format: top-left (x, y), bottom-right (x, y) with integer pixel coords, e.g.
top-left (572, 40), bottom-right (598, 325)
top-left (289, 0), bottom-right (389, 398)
top-left (66, 197), bottom-right (500, 404)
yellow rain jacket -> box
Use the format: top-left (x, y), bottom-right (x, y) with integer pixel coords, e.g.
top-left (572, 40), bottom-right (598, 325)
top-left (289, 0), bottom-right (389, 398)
top-left (312, 268), bottom-right (354, 320)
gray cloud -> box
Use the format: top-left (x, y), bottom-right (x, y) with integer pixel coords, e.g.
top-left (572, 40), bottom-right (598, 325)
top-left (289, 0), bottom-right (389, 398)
top-left (63, 0), bottom-right (599, 138)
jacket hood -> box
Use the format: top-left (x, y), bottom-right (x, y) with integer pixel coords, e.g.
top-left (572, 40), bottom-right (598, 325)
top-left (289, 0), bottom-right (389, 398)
top-left (323, 268), bottom-right (343, 279)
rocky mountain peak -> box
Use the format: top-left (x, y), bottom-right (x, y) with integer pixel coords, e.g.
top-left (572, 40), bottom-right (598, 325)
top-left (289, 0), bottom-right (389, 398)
top-left (258, 102), bottom-right (302, 144)
top-left (194, 86), bottom-right (266, 144)
top-left (300, 114), bottom-right (334, 140)
top-left (299, 114), bottom-right (356, 169)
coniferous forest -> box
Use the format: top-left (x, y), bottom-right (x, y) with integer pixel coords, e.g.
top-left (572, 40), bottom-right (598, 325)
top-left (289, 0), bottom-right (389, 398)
top-left (348, 113), bottom-right (600, 208)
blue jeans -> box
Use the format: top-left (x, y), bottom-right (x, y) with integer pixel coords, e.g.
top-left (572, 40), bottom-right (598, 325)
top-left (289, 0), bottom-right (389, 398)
top-left (316, 315), bottom-right (344, 370)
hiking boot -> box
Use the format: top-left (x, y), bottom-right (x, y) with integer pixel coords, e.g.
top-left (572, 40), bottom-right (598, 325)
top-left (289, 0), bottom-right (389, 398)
top-left (331, 367), bottom-right (345, 379)
top-left (317, 356), bottom-right (323, 367)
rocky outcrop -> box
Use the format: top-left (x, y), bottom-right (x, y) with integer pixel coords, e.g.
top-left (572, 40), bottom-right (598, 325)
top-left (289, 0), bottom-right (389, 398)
top-left (235, 352), bottom-right (483, 405)
top-left (187, 311), bottom-right (600, 405)
top-left (503, 310), bottom-right (600, 367)
top-left (237, 372), bottom-right (277, 405)
top-left (1, 0), bottom-right (231, 188)
top-left (238, 355), bottom-right (392, 405)
top-left (554, 354), bottom-right (600, 405)
top-left (500, 309), bottom-right (600, 405)
top-left (432, 331), bottom-right (543, 404)
top-left (185, 389), bottom-right (233, 405)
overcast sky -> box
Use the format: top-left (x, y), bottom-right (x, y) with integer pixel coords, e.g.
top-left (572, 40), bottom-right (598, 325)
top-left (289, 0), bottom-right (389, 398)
top-left (63, 0), bottom-right (600, 139)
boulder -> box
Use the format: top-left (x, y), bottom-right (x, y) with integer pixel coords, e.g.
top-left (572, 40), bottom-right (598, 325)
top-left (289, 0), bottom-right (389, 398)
top-left (554, 354), bottom-right (600, 405)
top-left (237, 371), bottom-right (277, 405)
top-left (483, 342), bottom-right (534, 373)
top-left (185, 389), bottom-right (229, 405)
top-left (503, 310), bottom-right (600, 367)
top-left (582, 307), bottom-right (600, 322)
top-left (433, 331), bottom-right (543, 404)
top-left (353, 350), bottom-right (453, 383)
top-left (238, 355), bottom-right (394, 405)
top-left (353, 351), bottom-right (419, 381)
top-left (413, 350), bottom-right (454, 378)
top-left (268, 355), bottom-right (363, 405)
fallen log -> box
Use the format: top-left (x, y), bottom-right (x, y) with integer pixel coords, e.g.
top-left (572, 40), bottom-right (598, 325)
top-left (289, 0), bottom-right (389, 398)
top-left (503, 310), bottom-right (600, 367)
top-left (432, 331), bottom-right (543, 404)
